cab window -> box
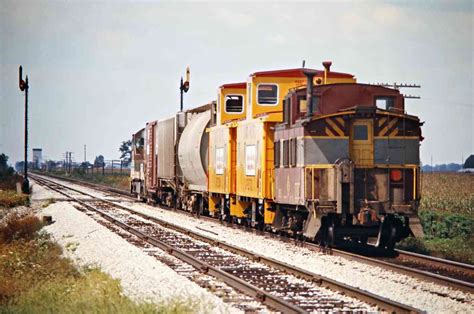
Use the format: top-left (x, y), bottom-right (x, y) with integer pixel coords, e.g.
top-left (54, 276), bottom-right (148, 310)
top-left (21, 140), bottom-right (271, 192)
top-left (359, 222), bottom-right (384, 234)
top-left (257, 84), bottom-right (278, 105)
top-left (225, 95), bottom-right (244, 113)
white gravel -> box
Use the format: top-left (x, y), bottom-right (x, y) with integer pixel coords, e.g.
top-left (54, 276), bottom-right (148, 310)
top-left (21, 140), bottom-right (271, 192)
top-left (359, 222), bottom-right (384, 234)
top-left (35, 176), bottom-right (474, 313)
top-left (123, 203), bottom-right (474, 314)
top-left (33, 189), bottom-right (232, 312)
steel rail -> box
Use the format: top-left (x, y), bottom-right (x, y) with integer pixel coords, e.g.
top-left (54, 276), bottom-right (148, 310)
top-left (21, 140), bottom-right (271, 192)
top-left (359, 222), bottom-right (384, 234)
top-left (31, 175), bottom-right (303, 314)
top-left (32, 174), bottom-right (421, 313)
top-left (33, 172), bottom-right (474, 294)
top-left (319, 246), bottom-right (474, 294)
top-left (395, 249), bottom-right (474, 273)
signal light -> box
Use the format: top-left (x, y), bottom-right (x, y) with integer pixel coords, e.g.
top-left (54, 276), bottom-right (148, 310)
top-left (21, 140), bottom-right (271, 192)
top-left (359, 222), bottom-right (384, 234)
top-left (390, 169), bottom-right (403, 182)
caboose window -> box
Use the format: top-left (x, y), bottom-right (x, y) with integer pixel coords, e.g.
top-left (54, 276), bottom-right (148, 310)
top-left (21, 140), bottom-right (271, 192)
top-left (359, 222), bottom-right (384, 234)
top-left (297, 95), bottom-right (320, 113)
top-left (282, 140), bottom-right (289, 167)
top-left (376, 97), bottom-right (395, 110)
top-left (353, 125), bottom-right (368, 140)
top-left (257, 84), bottom-right (279, 105)
top-left (290, 138), bottom-right (297, 167)
top-left (225, 95), bottom-right (244, 113)
top-left (297, 95), bottom-right (307, 113)
top-left (283, 98), bottom-right (291, 123)
top-left (274, 141), bottom-right (280, 168)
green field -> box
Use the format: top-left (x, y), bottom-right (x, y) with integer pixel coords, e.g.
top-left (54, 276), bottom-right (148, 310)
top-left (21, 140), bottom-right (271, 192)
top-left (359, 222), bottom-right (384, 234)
top-left (398, 172), bottom-right (474, 263)
top-left (49, 169), bottom-right (130, 191)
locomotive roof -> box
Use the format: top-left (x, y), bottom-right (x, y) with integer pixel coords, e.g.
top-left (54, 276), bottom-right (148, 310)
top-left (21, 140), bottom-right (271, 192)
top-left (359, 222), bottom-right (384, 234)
top-left (250, 68), bottom-right (354, 79)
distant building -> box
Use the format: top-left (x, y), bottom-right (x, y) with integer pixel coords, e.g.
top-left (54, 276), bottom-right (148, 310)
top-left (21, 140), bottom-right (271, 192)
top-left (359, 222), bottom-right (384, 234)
top-left (32, 148), bottom-right (43, 169)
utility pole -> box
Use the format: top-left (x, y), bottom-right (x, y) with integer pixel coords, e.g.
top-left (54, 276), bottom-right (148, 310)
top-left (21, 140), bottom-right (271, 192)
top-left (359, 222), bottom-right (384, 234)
top-left (84, 145), bottom-right (87, 163)
top-left (18, 66), bottom-right (29, 193)
top-left (69, 152), bottom-right (73, 172)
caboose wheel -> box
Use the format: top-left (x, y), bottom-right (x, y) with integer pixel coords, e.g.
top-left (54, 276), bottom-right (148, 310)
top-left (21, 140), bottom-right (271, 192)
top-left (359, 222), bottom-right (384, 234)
top-left (327, 224), bottom-right (335, 247)
top-left (385, 224), bottom-right (398, 250)
top-left (376, 217), bottom-right (398, 250)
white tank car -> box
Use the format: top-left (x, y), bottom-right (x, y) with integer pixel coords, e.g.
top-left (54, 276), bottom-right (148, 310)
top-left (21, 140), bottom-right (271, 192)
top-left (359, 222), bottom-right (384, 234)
top-left (178, 110), bottom-right (210, 192)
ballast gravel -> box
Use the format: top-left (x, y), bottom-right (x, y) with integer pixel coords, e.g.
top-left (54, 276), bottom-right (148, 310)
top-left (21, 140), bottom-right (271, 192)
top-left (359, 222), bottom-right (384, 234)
top-left (123, 203), bottom-right (474, 314)
top-left (33, 185), bottom-right (232, 313)
top-left (36, 176), bottom-right (474, 313)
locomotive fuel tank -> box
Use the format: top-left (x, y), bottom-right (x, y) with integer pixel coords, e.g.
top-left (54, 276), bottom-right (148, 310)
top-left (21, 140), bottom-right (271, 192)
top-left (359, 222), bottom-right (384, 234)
top-left (178, 110), bottom-right (210, 192)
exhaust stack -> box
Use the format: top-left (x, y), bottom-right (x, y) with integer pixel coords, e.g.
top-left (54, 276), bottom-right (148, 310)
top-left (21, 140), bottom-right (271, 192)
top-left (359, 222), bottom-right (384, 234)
top-left (303, 69), bottom-right (317, 117)
top-left (322, 61), bottom-right (332, 84)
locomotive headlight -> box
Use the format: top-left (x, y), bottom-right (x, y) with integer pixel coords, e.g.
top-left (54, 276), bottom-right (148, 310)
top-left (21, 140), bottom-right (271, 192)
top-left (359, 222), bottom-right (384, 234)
top-left (390, 169), bottom-right (403, 182)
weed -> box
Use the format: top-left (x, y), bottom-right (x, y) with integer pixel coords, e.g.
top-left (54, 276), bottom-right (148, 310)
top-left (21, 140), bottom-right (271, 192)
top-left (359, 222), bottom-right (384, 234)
top-left (0, 215), bottom-right (43, 244)
top-left (0, 191), bottom-right (29, 209)
top-left (396, 237), bottom-right (429, 255)
top-left (419, 210), bottom-right (473, 239)
top-left (42, 198), bottom-right (56, 208)
top-left (0, 213), bottom-right (202, 313)
top-left (65, 241), bottom-right (79, 253)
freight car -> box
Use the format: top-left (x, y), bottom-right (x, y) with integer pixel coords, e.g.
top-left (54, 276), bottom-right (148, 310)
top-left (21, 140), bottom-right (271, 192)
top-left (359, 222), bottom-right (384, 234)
top-left (130, 62), bottom-right (423, 249)
top-left (131, 104), bottom-right (211, 213)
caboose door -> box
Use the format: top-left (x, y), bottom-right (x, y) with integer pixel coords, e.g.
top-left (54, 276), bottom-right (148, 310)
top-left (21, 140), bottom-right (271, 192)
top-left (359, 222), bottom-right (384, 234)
top-left (350, 119), bottom-right (374, 166)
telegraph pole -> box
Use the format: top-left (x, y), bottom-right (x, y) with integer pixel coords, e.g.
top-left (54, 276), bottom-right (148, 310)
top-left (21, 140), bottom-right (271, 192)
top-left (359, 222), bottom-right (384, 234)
top-left (84, 145), bottom-right (87, 163)
top-left (19, 66), bottom-right (29, 193)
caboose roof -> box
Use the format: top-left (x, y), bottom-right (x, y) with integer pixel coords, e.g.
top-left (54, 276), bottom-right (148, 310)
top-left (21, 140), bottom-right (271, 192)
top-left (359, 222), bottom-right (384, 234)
top-left (219, 82), bottom-right (247, 89)
top-left (250, 68), bottom-right (354, 79)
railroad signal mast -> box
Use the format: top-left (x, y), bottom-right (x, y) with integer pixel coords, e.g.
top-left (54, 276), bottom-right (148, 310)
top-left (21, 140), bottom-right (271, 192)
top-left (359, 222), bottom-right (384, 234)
top-left (18, 66), bottom-right (30, 193)
top-left (179, 66), bottom-right (190, 112)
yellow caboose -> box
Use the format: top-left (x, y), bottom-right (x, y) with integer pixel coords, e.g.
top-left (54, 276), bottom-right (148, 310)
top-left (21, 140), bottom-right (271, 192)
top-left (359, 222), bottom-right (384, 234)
top-left (208, 83), bottom-right (247, 219)
top-left (235, 63), bottom-right (356, 226)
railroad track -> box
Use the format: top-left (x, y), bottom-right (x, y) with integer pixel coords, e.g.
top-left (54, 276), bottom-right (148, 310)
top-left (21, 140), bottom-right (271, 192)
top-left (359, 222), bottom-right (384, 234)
top-left (33, 172), bottom-right (474, 294)
top-left (31, 173), bottom-right (420, 313)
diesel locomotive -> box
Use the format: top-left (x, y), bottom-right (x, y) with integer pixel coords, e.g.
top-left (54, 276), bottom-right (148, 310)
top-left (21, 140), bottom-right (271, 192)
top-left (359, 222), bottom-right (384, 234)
top-left (130, 62), bottom-right (424, 249)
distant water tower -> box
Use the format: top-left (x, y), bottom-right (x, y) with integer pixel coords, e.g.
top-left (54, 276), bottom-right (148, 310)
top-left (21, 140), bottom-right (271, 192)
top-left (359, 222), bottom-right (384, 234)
top-left (32, 148), bottom-right (43, 169)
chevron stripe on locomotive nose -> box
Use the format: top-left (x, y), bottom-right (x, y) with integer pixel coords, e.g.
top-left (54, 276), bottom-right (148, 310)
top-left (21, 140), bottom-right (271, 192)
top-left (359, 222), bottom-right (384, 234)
top-left (378, 116), bottom-right (399, 136)
top-left (325, 117), bottom-right (346, 137)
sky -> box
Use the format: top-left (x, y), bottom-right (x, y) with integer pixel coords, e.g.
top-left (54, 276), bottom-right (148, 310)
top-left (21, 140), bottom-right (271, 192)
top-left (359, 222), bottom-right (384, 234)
top-left (0, 0), bottom-right (472, 166)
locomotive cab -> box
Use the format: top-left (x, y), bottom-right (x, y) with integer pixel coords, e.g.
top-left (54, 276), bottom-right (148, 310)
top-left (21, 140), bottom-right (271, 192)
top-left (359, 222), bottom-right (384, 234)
top-left (274, 77), bottom-right (424, 249)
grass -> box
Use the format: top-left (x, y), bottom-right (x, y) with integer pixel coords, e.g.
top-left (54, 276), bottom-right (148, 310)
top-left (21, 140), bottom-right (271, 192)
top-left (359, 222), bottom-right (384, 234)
top-left (0, 190), bottom-right (29, 208)
top-left (49, 170), bottom-right (130, 191)
top-left (0, 215), bottom-right (199, 313)
top-left (397, 172), bottom-right (474, 264)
